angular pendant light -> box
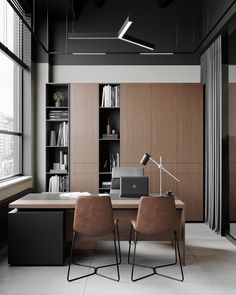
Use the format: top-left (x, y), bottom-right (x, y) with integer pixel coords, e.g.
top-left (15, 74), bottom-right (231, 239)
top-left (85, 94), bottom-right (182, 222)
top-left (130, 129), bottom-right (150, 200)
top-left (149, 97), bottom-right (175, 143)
top-left (118, 16), bottom-right (155, 50)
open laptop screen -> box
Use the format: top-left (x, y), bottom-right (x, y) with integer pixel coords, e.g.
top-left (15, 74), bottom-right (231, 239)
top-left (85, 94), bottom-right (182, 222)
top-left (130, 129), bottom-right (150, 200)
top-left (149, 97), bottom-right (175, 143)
top-left (120, 176), bottom-right (149, 198)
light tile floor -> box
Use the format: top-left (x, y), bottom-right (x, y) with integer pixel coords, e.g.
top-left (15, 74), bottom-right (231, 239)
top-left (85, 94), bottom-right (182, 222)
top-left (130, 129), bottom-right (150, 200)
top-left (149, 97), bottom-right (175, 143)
top-left (0, 224), bottom-right (236, 295)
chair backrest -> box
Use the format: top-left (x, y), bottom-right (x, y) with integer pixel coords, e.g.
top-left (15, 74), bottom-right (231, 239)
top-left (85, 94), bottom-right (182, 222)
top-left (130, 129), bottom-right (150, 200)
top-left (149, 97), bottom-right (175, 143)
top-left (135, 196), bottom-right (177, 236)
top-left (73, 196), bottom-right (115, 236)
top-left (110, 167), bottom-right (144, 194)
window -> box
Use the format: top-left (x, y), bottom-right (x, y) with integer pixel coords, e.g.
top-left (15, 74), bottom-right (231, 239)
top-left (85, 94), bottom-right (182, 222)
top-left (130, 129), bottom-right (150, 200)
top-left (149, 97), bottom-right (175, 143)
top-left (0, 0), bottom-right (23, 180)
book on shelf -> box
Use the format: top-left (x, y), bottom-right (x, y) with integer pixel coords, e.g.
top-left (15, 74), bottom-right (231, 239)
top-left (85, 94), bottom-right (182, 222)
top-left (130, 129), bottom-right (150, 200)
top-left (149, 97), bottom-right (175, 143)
top-left (48, 110), bottom-right (68, 120)
top-left (48, 175), bottom-right (69, 192)
top-left (49, 169), bottom-right (67, 173)
top-left (109, 153), bottom-right (120, 171)
top-left (56, 122), bottom-right (69, 146)
top-left (101, 85), bottom-right (120, 107)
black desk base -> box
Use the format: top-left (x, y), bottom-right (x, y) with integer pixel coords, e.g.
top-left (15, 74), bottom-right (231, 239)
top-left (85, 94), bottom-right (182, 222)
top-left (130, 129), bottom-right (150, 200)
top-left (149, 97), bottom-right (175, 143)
top-left (8, 210), bottom-right (64, 266)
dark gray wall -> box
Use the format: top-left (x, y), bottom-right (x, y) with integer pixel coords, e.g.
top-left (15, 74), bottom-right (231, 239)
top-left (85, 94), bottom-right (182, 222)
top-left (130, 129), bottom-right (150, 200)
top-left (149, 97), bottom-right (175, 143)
top-left (31, 0), bottom-right (236, 65)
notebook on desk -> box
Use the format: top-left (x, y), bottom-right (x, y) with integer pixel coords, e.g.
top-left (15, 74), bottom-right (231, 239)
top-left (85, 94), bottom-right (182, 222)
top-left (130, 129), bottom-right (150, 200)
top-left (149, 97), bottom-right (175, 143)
top-left (119, 176), bottom-right (149, 198)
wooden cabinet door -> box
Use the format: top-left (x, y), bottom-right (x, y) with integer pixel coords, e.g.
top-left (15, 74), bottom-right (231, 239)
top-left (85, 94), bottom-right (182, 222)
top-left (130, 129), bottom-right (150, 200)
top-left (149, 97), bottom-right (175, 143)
top-left (120, 83), bottom-right (151, 174)
top-left (70, 83), bottom-right (99, 192)
top-left (175, 84), bottom-right (203, 221)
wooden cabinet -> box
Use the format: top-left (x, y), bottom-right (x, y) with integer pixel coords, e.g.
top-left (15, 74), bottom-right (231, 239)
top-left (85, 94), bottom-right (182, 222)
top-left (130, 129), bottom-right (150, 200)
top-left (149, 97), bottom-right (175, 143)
top-left (70, 84), bottom-right (99, 192)
top-left (69, 83), bottom-right (203, 220)
top-left (121, 83), bottom-right (203, 221)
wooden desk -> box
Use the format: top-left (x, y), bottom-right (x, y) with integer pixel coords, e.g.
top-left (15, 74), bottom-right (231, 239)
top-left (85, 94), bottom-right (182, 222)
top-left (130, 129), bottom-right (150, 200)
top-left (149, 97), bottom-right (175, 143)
top-left (9, 193), bottom-right (185, 265)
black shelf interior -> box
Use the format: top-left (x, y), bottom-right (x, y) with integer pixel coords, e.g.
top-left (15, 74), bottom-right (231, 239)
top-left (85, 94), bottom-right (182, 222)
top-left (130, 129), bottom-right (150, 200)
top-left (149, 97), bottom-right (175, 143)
top-left (46, 84), bottom-right (69, 107)
top-left (99, 108), bottom-right (120, 138)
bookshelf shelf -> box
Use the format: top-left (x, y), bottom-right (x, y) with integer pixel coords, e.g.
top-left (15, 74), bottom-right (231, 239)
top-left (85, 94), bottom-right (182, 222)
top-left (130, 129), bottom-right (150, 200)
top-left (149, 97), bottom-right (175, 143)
top-left (99, 138), bottom-right (120, 141)
top-left (46, 172), bottom-right (68, 175)
top-left (46, 106), bottom-right (68, 109)
top-left (99, 172), bottom-right (112, 174)
top-left (46, 119), bottom-right (69, 122)
top-left (46, 83), bottom-right (70, 192)
top-left (46, 146), bottom-right (68, 148)
top-left (99, 107), bottom-right (120, 109)
top-left (99, 83), bottom-right (120, 193)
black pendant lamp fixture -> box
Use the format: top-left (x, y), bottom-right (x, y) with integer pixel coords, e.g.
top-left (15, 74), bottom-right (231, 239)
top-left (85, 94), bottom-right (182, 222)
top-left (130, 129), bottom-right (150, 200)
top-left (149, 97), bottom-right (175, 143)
top-left (118, 16), bottom-right (155, 51)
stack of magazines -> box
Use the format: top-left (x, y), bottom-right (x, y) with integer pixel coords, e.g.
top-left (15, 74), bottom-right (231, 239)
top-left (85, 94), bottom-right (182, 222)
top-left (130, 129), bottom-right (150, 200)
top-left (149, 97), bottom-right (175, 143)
top-left (48, 110), bottom-right (68, 120)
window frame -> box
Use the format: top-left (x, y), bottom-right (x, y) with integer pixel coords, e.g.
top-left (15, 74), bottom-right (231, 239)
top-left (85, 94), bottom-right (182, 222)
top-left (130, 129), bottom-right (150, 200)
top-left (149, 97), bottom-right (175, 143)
top-left (0, 0), bottom-right (24, 182)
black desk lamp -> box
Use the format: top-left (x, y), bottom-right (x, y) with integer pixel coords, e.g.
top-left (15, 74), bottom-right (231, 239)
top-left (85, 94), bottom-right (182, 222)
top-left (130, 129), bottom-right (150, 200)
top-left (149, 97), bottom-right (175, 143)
top-left (140, 153), bottom-right (180, 196)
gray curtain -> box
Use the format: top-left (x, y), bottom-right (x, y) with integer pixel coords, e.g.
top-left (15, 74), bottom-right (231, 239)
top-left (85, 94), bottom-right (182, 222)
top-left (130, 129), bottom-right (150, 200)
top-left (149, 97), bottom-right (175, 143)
top-left (201, 36), bottom-right (222, 233)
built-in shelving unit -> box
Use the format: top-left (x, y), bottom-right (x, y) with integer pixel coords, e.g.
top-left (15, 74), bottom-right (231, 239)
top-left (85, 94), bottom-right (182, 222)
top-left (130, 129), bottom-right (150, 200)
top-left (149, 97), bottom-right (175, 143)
top-left (99, 84), bottom-right (120, 193)
top-left (46, 83), bottom-right (70, 192)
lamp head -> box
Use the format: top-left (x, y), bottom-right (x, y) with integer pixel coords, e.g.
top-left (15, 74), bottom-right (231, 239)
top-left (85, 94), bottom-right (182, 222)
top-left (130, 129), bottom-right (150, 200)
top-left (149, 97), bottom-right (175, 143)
top-left (140, 153), bottom-right (151, 165)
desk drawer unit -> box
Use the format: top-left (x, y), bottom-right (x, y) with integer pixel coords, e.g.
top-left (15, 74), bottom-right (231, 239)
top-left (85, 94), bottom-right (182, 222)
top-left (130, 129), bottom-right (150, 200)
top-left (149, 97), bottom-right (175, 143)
top-left (8, 210), bottom-right (64, 265)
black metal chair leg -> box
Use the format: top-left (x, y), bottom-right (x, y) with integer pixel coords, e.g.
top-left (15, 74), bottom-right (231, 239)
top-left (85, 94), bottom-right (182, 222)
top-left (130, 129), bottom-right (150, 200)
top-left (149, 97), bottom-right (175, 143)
top-left (67, 231), bottom-right (76, 282)
top-left (130, 231), bottom-right (155, 282)
top-left (128, 225), bottom-right (133, 264)
top-left (113, 231), bottom-right (120, 281)
top-left (154, 232), bottom-right (184, 282)
top-left (131, 231), bottom-right (138, 281)
top-left (68, 227), bottom-right (121, 282)
top-left (175, 232), bottom-right (184, 282)
top-left (128, 230), bottom-right (184, 282)
top-left (116, 223), bottom-right (122, 264)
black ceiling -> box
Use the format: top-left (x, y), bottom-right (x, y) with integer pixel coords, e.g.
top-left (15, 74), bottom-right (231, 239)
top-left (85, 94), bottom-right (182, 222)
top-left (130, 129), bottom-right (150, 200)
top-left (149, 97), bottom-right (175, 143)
top-left (20, 0), bottom-right (236, 65)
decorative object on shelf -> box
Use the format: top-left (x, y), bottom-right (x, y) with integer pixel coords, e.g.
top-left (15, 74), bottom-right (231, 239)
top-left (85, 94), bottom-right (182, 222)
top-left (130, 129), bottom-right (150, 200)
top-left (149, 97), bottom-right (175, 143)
top-left (106, 117), bottom-right (111, 134)
top-left (103, 160), bottom-right (108, 170)
top-left (140, 153), bottom-right (180, 196)
top-left (53, 90), bottom-right (64, 107)
top-left (112, 129), bottom-right (116, 134)
top-left (101, 181), bottom-right (111, 188)
top-left (50, 130), bottom-right (56, 146)
top-left (102, 133), bottom-right (118, 139)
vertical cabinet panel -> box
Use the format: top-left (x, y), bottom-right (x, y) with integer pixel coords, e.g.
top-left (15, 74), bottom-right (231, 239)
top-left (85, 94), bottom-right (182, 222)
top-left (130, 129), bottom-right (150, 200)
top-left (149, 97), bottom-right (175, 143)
top-left (120, 83), bottom-right (151, 166)
top-left (150, 84), bottom-right (177, 169)
top-left (176, 84), bottom-right (203, 221)
top-left (70, 83), bottom-right (99, 192)
top-left (70, 84), bottom-right (99, 163)
top-left (176, 84), bottom-right (203, 163)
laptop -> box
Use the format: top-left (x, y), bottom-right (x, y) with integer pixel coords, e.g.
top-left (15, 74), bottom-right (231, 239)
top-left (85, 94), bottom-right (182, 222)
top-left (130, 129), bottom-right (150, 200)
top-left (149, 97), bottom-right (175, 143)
top-left (120, 176), bottom-right (149, 198)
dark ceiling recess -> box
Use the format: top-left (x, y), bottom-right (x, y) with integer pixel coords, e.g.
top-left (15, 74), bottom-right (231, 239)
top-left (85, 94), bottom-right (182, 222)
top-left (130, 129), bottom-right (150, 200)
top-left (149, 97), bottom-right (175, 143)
top-left (158, 0), bottom-right (175, 8)
top-left (91, 0), bottom-right (106, 8)
top-left (71, 0), bottom-right (106, 20)
top-left (71, 0), bottom-right (87, 20)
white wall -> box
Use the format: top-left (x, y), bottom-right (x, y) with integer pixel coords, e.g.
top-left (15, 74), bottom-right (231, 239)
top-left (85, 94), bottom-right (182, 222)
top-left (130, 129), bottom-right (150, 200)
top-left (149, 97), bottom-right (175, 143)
top-left (34, 63), bottom-right (49, 191)
top-left (52, 65), bottom-right (200, 83)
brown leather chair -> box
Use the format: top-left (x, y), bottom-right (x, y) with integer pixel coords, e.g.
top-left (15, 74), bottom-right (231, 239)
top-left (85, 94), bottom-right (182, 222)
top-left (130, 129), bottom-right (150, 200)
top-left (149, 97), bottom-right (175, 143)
top-left (128, 196), bottom-right (184, 282)
top-left (67, 196), bottom-right (121, 282)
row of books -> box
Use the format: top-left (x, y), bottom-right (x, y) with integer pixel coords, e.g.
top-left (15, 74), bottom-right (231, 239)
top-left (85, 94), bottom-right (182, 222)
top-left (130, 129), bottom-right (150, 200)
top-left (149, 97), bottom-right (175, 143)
top-left (48, 175), bottom-right (69, 192)
top-left (57, 122), bottom-right (69, 146)
top-left (101, 85), bottom-right (120, 107)
top-left (48, 110), bottom-right (68, 120)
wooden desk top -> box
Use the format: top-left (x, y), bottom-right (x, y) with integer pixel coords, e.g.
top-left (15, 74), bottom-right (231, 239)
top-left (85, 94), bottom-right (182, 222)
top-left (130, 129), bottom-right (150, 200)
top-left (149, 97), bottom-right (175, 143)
top-left (9, 193), bottom-right (185, 210)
